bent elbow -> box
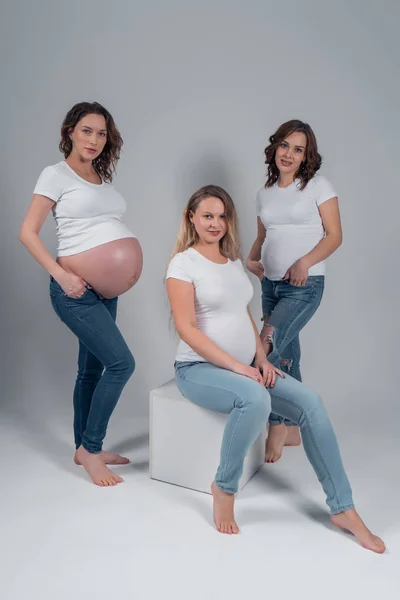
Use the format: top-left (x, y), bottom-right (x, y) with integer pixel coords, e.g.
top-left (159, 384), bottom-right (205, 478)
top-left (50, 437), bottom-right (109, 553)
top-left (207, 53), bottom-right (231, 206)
top-left (19, 225), bottom-right (36, 247)
top-left (19, 225), bottom-right (27, 245)
top-left (176, 323), bottom-right (196, 343)
top-left (326, 231), bottom-right (342, 249)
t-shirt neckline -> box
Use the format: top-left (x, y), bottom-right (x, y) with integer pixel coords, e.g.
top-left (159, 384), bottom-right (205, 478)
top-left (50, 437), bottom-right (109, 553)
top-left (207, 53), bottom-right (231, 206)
top-left (275, 177), bottom-right (300, 190)
top-left (188, 247), bottom-right (230, 266)
top-left (63, 161), bottom-right (105, 187)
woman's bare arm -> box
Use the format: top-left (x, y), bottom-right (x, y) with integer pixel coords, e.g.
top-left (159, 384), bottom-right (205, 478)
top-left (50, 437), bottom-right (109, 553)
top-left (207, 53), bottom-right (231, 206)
top-left (246, 217), bottom-right (266, 279)
top-left (19, 194), bottom-right (67, 282)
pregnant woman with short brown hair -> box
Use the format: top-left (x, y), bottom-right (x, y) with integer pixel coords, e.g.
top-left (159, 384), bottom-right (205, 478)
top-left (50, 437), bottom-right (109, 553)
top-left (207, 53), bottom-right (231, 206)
top-left (20, 101), bottom-right (143, 487)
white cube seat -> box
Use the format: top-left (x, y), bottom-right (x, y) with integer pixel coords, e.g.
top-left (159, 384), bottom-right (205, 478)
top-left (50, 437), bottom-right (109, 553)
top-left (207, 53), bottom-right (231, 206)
top-left (149, 379), bottom-right (265, 494)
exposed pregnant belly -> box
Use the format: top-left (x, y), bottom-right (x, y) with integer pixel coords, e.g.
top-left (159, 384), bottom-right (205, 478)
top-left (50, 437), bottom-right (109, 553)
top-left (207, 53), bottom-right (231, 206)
top-left (58, 238), bottom-right (143, 299)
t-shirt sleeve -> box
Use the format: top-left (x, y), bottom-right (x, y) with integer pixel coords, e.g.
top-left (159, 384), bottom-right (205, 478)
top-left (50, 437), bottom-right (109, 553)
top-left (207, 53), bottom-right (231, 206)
top-left (33, 166), bottom-right (63, 202)
top-left (166, 253), bottom-right (193, 283)
top-left (314, 176), bottom-right (337, 207)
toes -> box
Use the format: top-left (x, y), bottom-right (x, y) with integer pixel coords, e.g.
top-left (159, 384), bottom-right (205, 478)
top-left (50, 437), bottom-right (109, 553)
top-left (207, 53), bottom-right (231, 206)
top-left (265, 453), bottom-right (279, 463)
top-left (91, 471), bottom-right (123, 486)
top-left (374, 537), bottom-right (386, 551)
top-left (216, 521), bottom-right (239, 535)
top-left (108, 455), bottom-right (130, 465)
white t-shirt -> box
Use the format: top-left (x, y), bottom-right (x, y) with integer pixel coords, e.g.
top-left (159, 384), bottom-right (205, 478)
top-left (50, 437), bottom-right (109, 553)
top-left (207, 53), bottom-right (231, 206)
top-left (166, 247), bottom-right (256, 365)
top-left (33, 161), bottom-right (135, 256)
top-left (256, 174), bottom-right (337, 280)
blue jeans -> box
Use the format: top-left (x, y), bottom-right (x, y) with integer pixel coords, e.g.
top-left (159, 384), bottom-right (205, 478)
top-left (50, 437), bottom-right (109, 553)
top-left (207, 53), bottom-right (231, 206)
top-left (49, 277), bottom-right (135, 453)
top-left (261, 275), bottom-right (325, 426)
top-left (175, 361), bottom-right (354, 514)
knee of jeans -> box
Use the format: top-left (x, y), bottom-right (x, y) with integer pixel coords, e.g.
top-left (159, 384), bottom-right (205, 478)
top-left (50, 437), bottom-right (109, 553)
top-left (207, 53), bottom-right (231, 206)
top-left (279, 358), bottom-right (292, 368)
top-left (260, 318), bottom-right (274, 347)
top-left (260, 314), bottom-right (275, 355)
top-left (245, 387), bottom-right (271, 421)
top-left (77, 366), bottom-right (103, 380)
top-left (124, 351), bottom-right (136, 377)
top-left (303, 391), bottom-right (325, 418)
top-left (109, 350), bottom-right (135, 378)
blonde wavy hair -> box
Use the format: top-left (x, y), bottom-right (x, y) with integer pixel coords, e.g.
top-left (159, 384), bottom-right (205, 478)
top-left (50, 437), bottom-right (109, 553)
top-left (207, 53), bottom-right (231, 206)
top-left (170, 185), bottom-right (241, 261)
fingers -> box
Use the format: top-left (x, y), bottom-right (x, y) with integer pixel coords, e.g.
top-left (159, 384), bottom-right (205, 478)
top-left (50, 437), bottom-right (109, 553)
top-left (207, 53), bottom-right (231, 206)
top-left (264, 368), bottom-right (284, 386)
top-left (270, 370), bottom-right (276, 388)
top-left (68, 286), bottom-right (86, 298)
top-left (248, 262), bottom-right (264, 280)
top-left (252, 368), bottom-right (262, 383)
top-left (264, 370), bottom-right (273, 388)
top-left (288, 274), bottom-right (307, 286)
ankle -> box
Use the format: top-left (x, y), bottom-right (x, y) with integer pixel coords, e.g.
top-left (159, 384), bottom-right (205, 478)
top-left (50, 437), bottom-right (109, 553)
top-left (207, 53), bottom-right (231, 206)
top-left (269, 423), bottom-right (286, 430)
top-left (212, 481), bottom-right (234, 497)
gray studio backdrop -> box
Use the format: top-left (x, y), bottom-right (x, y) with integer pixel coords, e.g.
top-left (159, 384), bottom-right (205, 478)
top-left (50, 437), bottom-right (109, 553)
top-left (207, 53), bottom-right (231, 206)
top-left (1, 1), bottom-right (398, 439)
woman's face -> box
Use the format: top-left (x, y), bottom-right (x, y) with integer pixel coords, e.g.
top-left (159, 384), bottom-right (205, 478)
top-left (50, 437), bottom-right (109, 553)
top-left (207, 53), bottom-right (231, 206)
top-left (190, 197), bottom-right (228, 245)
top-left (69, 113), bottom-right (108, 162)
top-left (275, 131), bottom-right (307, 178)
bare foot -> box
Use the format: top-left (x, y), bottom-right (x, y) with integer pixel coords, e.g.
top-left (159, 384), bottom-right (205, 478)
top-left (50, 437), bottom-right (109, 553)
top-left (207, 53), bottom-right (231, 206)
top-left (331, 509), bottom-right (386, 553)
top-left (265, 423), bottom-right (287, 462)
top-left (211, 481), bottom-right (239, 535)
top-left (75, 446), bottom-right (124, 486)
top-left (285, 426), bottom-right (301, 447)
top-left (74, 450), bottom-right (129, 466)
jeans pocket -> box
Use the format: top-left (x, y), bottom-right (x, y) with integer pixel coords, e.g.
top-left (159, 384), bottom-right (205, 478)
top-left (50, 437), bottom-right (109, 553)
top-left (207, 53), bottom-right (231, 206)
top-left (64, 285), bottom-right (92, 305)
top-left (284, 277), bottom-right (316, 290)
top-left (50, 294), bottom-right (64, 322)
top-left (175, 361), bottom-right (199, 381)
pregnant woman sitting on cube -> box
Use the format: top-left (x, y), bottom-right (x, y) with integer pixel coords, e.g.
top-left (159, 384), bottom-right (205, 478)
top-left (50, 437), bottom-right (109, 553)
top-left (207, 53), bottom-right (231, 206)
top-left (165, 184), bottom-right (384, 553)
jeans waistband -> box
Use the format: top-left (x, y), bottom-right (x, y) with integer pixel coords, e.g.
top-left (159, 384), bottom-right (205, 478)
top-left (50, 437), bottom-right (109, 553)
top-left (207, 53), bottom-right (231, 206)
top-left (49, 276), bottom-right (104, 300)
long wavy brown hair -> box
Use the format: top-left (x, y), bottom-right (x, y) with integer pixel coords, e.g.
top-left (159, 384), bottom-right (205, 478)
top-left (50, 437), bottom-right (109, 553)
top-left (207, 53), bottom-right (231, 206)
top-left (171, 185), bottom-right (241, 262)
top-left (264, 120), bottom-right (322, 191)
top-left (59, 102), bottom-right (123, 183)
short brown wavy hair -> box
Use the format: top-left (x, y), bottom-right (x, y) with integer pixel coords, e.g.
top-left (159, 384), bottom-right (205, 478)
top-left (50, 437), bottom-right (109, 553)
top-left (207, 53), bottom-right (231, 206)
top-left (59, 102), bottom-right (123, 182)
top-left (264, 120), bottom-right (322, 191)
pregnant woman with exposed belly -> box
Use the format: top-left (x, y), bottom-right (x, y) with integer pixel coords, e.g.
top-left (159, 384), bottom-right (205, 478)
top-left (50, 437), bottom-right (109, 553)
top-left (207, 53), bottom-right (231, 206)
top-left (20, 101), bottom-right (143, 486)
